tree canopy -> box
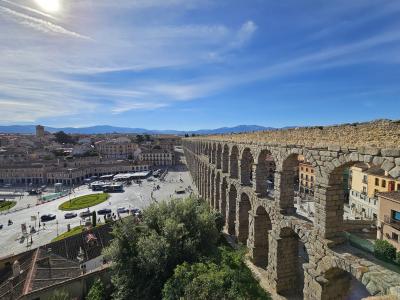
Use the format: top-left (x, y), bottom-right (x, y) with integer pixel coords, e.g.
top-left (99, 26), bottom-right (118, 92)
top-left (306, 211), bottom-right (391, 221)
top-left (163, 247), bottom-right (270, 300)
top-left (104, 197), bottom-right (269, 300)
top-left (104, 198), bottom-right (220, 300)
top-left (54, 131), bottom-right (76, 144)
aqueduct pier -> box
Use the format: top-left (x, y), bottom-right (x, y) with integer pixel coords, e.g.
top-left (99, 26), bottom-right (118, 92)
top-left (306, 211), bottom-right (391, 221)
top-left (182, 120), bottom-right (400, 299)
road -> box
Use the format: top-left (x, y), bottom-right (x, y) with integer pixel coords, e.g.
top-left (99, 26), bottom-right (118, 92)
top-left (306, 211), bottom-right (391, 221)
top-left (0, 166), bottom-right (196, 258)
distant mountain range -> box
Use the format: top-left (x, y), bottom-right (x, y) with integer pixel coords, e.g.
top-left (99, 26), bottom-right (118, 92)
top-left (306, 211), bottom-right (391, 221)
top-left (0, 125), bottom-right (278, 135)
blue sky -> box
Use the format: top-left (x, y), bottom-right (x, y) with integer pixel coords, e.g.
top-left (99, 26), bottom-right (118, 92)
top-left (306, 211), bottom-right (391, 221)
top-left (0, 0), bottom-right (399, 130)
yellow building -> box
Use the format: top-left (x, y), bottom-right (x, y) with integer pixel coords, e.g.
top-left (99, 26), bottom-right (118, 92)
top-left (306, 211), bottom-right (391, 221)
top-left (367, 168), bottom-right (400, 197)
top-left (349, 165), bottom-right (400, 220)
top-left (299, 162), bottom-right (315, 196)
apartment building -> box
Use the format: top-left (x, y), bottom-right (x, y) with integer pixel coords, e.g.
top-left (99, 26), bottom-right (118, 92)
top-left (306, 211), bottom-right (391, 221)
top-left (349, 165), bottom-right (400, 220)
top-left (139, 150), bottom-right (175, 166)
top-left (377, 192), bottom-right (400, 251)
top-left (299, 162), bottom-right (315, 196)
top-left (95, 137), bottom-right (138, 159)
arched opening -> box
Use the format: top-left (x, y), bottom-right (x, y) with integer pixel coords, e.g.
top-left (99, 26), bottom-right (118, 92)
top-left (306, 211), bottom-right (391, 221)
top-left (221, 178), bottom-right (228, 221)
top-left (237, 193), bottom-right (252, 244)
top-left (216, 144), bottom-right (222, 169)
top-left (317, 267), bottom-right (371, 299)
top-left (215, 172), bottom-right (221, 211)
top-left (222, 144), bottom-right (229, 173)
top-left (211, 143), bottom-right (217, 164)
top-left (321, 160), bottom-right (400, 239)
top-left (275, 227), bottom-right (309, 297)
top-left (227, 184), bottom-right (237, 235)
top-left (251, 206), bottom-right (272, 268)
top-left (206, 168), bottom-right (211, 203)
top-left (210, 170), bottom-right (215, 209)
top-left (240, 148), bottom-right (254, 186)
top-left (277, 154), bottom-right (314, 216)
top-left (255, 149), bottom-right (276, 197)
top-left (230, 146), bottom-right (239, 179)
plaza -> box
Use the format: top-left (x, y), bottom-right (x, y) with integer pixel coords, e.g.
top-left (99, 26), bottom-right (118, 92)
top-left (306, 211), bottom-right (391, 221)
top-left (0, 164), bottom-right (196, 258)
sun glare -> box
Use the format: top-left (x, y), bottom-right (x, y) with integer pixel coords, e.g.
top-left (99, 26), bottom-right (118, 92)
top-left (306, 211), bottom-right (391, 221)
top-left (34, 0), bottom-right (61, 13)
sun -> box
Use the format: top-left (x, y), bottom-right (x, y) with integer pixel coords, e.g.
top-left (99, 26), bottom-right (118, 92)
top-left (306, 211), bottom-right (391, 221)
top-left (34, 0), bottom-right (61, 13)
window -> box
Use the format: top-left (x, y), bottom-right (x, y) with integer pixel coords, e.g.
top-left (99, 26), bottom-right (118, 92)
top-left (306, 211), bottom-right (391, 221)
top-left (306, 168), bottom-right (308, 172)
top-left (392, 210), bottom-right (400, 221)
top-left (375, 178), bottom-right (379, 186)
top-left (382, 180), bottom-right (386, 188)
top-left (392, 233), bottom-right (399, 242)
top-left (311, 169), bottom-right (314, 173)
top-left (362, 186), bottom-right (367, 194)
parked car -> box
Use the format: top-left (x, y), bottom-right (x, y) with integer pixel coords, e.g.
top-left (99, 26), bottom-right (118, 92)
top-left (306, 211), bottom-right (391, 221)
top-left (79, 210), bottom-right (92, 218)
top-left (64, 212), bottom-right (77, 219)
top-left (130, 208), bottom-right (142, 216)
top-left (41, 214), bottom-right (56, 222)
top-left (0, 224), bottom-right (3, 230)
top-left (97, 208), bottom-right (112, 215)
top-left (117, 207), bottom-right (128, 214)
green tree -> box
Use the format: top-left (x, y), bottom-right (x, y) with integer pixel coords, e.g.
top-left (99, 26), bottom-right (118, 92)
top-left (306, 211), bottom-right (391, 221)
top-left (86, 279), bottom-right (105, 300)
top-left (162, 247), bottom-right (270, 300)
top-left (144, 134), bottom-right (151, 141)
top-left (136, 135), bottom-right (144, 143)
top-left (92, 211), bottom-right (97, 227)
top-left (54, 131), bottom-right (75, 144)
top-left (374, 239), bottom-right (396, 261)
top-left (104, 198), bottom-right (220, 300)
top-left (50, 289), bottom-right (70, 300)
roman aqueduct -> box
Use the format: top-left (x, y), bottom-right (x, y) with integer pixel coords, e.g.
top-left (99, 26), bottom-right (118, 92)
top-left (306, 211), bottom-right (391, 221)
top-left (182, 120), bottom-right (400, 299)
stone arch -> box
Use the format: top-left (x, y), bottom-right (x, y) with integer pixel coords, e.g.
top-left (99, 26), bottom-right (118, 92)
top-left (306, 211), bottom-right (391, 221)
top-left (211, 143), bottom-right (217, 164)
top-left (230, 145), bottom-right (239, 179)
top-left (255, 149), bottom-right (276, 197)
top-left (210, 169), bottom-right (216, 209)
top-left (215, 172), bottom-right (221, 211)
top-left (250, 205), bottom-right (272, 268)
top-left (216, 144), bottom-right (222, 169)
top-left (227, 184), bottom-right (237, 235)
top-left (317, 152), bottom-right (399, 238)
top-left (222, 144), bottom-right (230, 173)
top-left (206, 167), bottom-right (211, 203)
top-left (270, 226), bottom-right (310, 297)
top-left (221, 177), bottom-right (228, 222)
top-left (236, 192), bottom-right (252, 244)
top-left (240, 147), bottom-right (254, 186)
top-left (309, 267), bottom-right (371, 300)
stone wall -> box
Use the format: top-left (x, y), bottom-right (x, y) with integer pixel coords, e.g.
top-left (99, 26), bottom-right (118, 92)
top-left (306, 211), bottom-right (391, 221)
top-left (182, 135), bottom-right (400, 299)
top-left (193, 120), bottom-right (400, 149)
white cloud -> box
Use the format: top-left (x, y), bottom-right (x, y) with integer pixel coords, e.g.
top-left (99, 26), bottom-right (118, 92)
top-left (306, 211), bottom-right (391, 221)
top-left (0, 5), bottom-right (91, 39)
top-left (231, 20), bottom-right (257, 48)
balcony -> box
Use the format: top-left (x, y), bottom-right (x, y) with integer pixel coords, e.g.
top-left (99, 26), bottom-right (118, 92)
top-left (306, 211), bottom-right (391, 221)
top-left (384, 215), bottom-right (400, 231)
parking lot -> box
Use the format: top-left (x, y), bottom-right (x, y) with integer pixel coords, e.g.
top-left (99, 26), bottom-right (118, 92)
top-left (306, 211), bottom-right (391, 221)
top-left (0, 166), bottom-right (196, 258)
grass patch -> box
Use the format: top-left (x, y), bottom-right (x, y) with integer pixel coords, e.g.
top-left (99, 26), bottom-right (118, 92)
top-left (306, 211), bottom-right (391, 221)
top-left (0, 201), bottom-right (16, 212)
top-left (58, 193), bottom-right (110, 211)
top-left (52, 223), bottom-right (104, 242)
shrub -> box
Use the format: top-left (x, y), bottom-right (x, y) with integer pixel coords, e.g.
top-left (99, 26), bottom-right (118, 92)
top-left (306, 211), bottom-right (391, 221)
top-left (86, 279), bottom-right (105, 300)
top-left (396, 252), bottom-right (400, 265)
top-left (162, 247), bottom-right (270, 300)
top-left (374, 240), bottom-right (396, 261)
